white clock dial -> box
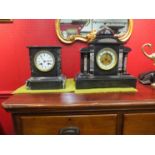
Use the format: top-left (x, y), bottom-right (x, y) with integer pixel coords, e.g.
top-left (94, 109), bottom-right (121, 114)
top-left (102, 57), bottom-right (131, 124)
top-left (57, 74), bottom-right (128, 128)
top-left (34, 50), bottom-right (55, 72)
top-left (96, 48), bottom-right (118, 70)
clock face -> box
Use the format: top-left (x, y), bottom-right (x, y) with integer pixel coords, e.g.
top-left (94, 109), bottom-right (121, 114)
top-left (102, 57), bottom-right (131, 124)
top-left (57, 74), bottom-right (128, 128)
top-left (96, 48), bottom-right (118, 70)
top-left (34, 50), bottom-right (55, 72)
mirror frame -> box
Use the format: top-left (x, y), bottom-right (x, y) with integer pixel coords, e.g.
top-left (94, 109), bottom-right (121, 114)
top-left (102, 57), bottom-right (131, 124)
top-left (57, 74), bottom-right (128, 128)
top-left (55, 19), bottom-right (133, 44)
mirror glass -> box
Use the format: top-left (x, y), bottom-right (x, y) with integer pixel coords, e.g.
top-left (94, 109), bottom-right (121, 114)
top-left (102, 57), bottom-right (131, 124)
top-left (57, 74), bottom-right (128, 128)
top-left (56, 19), bottom-right (133, 44)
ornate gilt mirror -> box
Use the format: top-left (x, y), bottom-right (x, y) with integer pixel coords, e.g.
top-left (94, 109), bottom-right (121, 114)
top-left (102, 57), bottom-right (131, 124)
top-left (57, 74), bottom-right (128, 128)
top-left (56, 19), bottom-right (133, 44)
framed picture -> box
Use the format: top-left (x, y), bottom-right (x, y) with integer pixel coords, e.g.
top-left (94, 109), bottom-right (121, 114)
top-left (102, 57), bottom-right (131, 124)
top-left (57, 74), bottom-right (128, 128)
top-left (0, 19), bottom-right (13, 23)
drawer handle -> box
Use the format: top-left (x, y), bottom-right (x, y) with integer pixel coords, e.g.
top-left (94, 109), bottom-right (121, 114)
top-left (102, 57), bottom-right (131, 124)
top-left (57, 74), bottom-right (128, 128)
top-left (59, 127), bottom-right (80, 135)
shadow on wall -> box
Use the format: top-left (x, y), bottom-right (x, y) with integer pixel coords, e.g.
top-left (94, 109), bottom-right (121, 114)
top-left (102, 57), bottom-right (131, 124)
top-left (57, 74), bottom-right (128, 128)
top-left (0, 123), bottom-right (4, 135)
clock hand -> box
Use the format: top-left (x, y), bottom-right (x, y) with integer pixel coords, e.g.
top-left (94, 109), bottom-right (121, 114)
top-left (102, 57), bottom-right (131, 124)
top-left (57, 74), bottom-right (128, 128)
top-left (40, 55), bottom-right (45, 61)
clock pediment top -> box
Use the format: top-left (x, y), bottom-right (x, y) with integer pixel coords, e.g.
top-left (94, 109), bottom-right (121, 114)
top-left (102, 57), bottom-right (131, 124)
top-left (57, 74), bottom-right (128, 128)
top-left (90, 27), bottom-right (122, 45)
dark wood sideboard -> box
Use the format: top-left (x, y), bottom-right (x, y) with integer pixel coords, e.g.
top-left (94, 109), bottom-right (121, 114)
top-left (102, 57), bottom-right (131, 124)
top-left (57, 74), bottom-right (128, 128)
top-left (2, 83), bottom-right (155, 135)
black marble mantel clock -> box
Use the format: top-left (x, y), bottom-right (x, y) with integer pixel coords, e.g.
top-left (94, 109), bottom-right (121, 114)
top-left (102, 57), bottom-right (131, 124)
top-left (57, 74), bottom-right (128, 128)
top-left (26, 46), bottom-right (66, 90)
top-left (75, 28), bottom-right (137, 89)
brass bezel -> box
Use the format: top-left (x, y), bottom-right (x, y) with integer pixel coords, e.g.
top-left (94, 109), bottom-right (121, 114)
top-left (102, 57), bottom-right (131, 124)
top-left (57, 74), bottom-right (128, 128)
top-left (96, 48), bottom-right (118, 70)
top-left (55, 19), bottom-right (133, 44)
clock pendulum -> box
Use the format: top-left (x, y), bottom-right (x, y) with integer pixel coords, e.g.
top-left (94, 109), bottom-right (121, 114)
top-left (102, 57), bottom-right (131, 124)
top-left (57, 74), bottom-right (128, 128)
top-left (26, 46), bottom-right (66, 90)
top-left (75, 28), bottom-right (137, 89)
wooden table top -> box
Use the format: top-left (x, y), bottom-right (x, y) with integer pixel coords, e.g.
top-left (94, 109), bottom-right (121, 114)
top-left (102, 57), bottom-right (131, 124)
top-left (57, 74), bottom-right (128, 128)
top-left (2, 83), bottom-right (155, 112)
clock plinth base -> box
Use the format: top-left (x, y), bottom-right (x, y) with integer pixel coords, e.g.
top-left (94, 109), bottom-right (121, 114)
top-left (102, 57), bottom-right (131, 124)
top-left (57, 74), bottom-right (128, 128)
top-left (75, 74), bottom-right (137, 89)
top-left (26, 75), bottom-right (66, 90)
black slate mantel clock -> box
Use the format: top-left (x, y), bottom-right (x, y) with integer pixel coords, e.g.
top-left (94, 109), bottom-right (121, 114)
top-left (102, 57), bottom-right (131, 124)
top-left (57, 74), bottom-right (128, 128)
top-left (75, 28), bottom-right (137, 89)
top-left (26, 46), bottom-right (66, 90)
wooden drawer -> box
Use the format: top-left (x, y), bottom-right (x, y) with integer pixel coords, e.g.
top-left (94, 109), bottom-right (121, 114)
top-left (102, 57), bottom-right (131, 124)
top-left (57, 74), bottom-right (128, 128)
top-left (123, 113), bottom-right (155, 135)
top-left (18, 114), bottom-right (117, 135)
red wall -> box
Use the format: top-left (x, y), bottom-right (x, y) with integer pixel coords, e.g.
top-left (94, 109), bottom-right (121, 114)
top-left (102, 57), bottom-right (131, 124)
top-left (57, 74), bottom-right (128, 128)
top-left (0, 19), bottom-right (155, 134)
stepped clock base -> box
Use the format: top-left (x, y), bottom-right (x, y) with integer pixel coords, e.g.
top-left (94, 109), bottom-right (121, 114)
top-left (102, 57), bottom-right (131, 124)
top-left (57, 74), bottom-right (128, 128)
top-left (26, 75), bottom-right (66, 90)
top-left (75, 74), bottom-right (137, 89)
